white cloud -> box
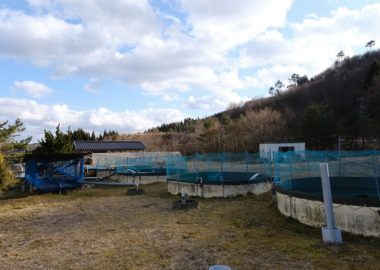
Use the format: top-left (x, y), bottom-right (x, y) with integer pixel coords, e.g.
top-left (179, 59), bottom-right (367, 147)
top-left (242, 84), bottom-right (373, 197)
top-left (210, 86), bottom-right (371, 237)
top-left (0, 1), bottom-right (158, 71)
top-left (236, 3), bottom-right (380, 90)
top-left (12, 80), bottom-right (53, 98)
top-left (187, 95), bottom-right (227, 111)
top-left (291, 5), bottom-right (380, 52)
top-left (1, 1), bottom-right (380, 116)
top-left (0, 98), bottom-right (187, 141)
top-left (84, 78), bottom-right (101, 93)
top-left (181, 0), bottom-right (293, 50)
top-left (0, 0), bottom-right (294, 113)
top-left (187, 88), bottom-right (249, 111)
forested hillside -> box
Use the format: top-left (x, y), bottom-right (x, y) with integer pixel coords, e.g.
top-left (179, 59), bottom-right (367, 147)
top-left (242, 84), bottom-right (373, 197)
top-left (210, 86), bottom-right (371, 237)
top-left (119, 50), bottom-right (380, 154)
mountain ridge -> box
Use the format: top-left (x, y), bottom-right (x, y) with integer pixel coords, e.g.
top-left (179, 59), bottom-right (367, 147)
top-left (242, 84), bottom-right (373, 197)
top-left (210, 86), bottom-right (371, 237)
top-left (118, 50), bottom-right (380, 154)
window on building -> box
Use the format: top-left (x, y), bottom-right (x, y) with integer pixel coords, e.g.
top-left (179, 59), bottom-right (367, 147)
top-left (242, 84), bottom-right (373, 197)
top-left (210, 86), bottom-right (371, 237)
top-left (278, 146), bottom-right (295, 152)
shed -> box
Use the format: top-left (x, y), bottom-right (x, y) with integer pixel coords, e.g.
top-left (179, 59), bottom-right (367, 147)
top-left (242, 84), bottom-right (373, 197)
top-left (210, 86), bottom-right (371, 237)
top-left (259, 142), bottom-right (305, 160)
top-left (74, 140), bottom-right (146, 153)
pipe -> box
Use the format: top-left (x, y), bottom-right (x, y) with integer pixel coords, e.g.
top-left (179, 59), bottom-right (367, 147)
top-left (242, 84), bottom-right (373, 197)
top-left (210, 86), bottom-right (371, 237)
top-left (320, 163), bottom-right (335, 229)
top-left (320, 162), bottom-right (342, 243)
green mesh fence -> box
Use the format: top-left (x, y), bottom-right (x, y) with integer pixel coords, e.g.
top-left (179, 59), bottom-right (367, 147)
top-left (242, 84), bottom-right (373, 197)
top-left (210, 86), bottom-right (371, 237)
top-left (95, 156), bottom-right (118, 171)
top-left (274, 151), bottom-right (380, 201)
top-left (115, 155), bottom-right (167, 174)
top-left (93, 154), bottom-right (174, 175)
top-left (167, 152), bottom-right (273, 185)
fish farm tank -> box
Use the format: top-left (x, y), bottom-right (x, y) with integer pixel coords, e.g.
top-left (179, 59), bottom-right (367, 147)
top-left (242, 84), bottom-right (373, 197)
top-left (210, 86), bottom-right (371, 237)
top-left (167, 152), bottom-right (273, 197)
top-left (274, 151), bottom-right (380, 205)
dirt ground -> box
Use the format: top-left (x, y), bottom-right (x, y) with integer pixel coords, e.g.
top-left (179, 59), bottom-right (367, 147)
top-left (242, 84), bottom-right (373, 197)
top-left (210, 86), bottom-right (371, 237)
top-left (0, 183), bottom-right (379, 270)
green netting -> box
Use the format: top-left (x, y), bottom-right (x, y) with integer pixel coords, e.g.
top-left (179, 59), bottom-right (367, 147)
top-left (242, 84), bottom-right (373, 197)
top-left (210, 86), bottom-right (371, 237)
top-left (274, 151), bottom-right (380, 201)
top-left (95, 156), bottom-right (118, 170)
top-left (115, 156), bottom-right (165, 173)
top-left (167, 152), bottom-right (273, 185)
top-left (93, 154), bottom-right (174, 175)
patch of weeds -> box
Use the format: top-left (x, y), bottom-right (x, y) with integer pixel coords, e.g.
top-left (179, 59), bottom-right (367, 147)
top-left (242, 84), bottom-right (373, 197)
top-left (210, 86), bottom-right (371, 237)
top-left (12, 205), bottom-right (25, 210)
top-left (245, 216), bottom-right (266, 228)
top-left (232, 194), bottom-right (245, 199)
top-left (268, 199), bottom-right (277, 208)
top-left (278, 216), bottom-right (318, 234)
top-left (103, 250), bottom-right (115, 259)
top-left (126, 187), bottom-right (144, 195)
top-left (0, 185), bottom-right (27, 201)
top-left (246, 191), bottom-right (255, 197)
top-left (342, 231), bottom-right (380, 245)
top-left (182, 232), bottom-right (198, 239)
top-left (136, 183), bottom-right (171, 198)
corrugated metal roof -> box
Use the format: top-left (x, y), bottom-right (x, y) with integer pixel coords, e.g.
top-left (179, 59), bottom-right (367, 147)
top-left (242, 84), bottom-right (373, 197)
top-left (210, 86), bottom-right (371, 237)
top-left (74, 140), bottom-right (146, 152)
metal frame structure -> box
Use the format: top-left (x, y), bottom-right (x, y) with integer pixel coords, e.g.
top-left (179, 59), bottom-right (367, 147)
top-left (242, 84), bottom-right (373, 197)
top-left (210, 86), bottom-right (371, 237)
top-left (24, 153), bottom-right (85, 192)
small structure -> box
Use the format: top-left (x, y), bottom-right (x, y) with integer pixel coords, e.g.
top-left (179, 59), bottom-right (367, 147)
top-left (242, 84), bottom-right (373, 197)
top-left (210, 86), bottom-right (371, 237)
top-left (172, 192), bottom-right (198, 210)
top-left (74, 140), bottom-right (146, 153)
top-left (11, 163), bottom-right (25, 178)
top-left (259, 142), bottom-right (305, 160)
top-left (24, 153), bottom-right (85, 192)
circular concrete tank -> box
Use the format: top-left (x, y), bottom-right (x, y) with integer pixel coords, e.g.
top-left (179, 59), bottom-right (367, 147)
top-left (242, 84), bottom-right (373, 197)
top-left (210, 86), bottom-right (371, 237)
top-left (168, 171), bottom-right (272, 198)
top-left (275, 177), bottom-right (380, 237)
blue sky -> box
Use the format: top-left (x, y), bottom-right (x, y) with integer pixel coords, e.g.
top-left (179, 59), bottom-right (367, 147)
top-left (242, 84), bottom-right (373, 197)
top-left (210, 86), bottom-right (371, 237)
top-left (0, 0), bottom-right (379, 141)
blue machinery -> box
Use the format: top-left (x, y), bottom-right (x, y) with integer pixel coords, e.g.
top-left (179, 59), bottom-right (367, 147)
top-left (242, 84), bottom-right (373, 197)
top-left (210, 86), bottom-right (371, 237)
top-left (24, 153), bottom-right (85, 192)
top-left (24, 153), bottom-right (140, 192)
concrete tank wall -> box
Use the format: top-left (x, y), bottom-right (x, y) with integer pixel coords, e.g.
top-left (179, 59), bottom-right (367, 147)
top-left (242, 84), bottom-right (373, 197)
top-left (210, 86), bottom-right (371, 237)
top-left (95, 171), bottom-right (166, 185)
top-left (114, 174), bottom-right (167, 185)
top-left (168, 181), bottom-right (272, 198)
top-left (276, 191), bottom-right (380, 237)
top-left (96, 170), bottom-right (115, 178)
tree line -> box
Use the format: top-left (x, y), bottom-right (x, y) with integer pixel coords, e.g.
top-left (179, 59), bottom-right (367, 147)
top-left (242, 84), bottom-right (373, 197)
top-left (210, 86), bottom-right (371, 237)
top-left (141, 48), bottom-right (380, 153)
top-left (33, 125), bottom-right (119, 154)
top-left (0, 119), bottom-right (31, 190)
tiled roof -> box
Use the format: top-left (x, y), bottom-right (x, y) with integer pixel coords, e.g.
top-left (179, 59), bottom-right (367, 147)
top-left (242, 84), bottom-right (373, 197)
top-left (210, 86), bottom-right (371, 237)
top-left (74, 140), bottom-right (146, 152)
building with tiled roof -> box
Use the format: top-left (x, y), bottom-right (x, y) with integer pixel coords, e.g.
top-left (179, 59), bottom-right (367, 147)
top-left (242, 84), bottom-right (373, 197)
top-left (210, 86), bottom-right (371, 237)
top-left (74, 140), bottom-right (146, 153)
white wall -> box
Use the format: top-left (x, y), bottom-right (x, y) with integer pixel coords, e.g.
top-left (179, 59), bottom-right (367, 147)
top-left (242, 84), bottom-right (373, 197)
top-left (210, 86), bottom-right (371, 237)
top-left (168, 181), bottom-right (272, 198)
top-left (276, 192), bottom-right (380, 237)
top-left (91, 151), bottom-right (181, 166)
top-left (259, 143), bottom-right (305, 160)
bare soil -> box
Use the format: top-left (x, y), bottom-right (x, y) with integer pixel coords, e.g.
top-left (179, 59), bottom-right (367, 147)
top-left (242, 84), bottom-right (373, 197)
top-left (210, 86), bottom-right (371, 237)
top-left (0, 183), bottom-right (379, 270)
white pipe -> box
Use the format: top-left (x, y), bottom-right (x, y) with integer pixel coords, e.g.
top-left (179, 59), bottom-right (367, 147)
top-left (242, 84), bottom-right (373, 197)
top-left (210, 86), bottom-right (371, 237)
top-left (320, 162), bottom-right (343, 243)
top-left (320, 163), bottom-right (335, 229)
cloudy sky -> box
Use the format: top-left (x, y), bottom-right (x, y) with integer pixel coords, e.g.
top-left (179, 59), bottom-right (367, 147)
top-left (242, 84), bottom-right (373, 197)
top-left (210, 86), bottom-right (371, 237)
top-left (1, 0), bottom-right (379, 141)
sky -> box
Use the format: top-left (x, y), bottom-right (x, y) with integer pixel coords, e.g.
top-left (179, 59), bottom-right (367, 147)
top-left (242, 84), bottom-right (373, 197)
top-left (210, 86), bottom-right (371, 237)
top-left (0, 0), bottom-right (379, 142)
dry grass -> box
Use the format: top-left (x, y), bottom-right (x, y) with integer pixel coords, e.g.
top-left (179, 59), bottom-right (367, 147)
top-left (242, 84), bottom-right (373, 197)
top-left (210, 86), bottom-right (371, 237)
top-left (0, 183), bottom-right (379, 270)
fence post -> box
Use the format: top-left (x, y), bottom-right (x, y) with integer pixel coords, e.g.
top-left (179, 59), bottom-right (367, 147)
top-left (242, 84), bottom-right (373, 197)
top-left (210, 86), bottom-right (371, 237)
top-left (273, 152), bottom-right (278, 181)
top-left (320, 163), bottom-right (342, 244)
top-left (221, 153), bottom-right (224, 198)
top-left (245, 152), bottom-right (249, 184)
top-left (288, 153), bottom-right (293, 217)
top-left (272, 152), bottom-right (275, 180)
top-left (195, 153), bottom-right (199, 179)
top-left (220, 152), bottom-right (224, 175)
top-left (371, 152), bottom-right (380, 201)
top-left (80, 158), bottom-right (84, 179)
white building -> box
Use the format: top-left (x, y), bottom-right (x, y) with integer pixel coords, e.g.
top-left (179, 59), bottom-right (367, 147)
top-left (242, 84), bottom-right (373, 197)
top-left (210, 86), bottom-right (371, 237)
top-left (259, 142), bottom-right (305, 160)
